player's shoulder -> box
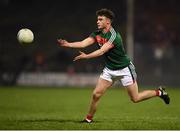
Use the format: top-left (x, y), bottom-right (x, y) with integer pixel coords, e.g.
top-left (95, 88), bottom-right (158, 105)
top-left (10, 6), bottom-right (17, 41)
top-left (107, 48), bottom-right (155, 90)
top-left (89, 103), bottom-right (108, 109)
top-left (109, 27), bottom-right (118, 34)
top-left (110, 27), bottom-right (121, 38)
top-left (92, 29), bottom-right (102, 35)
top-left (90, 30), bottom-right (102, 38)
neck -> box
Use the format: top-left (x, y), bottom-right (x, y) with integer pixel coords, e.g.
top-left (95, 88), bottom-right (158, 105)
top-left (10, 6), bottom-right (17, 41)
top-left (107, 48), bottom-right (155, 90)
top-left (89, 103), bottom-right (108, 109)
top-left (103, 25), bottom-right (111, 33)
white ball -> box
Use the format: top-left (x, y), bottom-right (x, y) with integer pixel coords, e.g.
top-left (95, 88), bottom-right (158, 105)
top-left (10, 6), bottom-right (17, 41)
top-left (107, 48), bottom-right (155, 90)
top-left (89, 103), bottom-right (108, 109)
top-left (17, 28), bottom-right (34, 44)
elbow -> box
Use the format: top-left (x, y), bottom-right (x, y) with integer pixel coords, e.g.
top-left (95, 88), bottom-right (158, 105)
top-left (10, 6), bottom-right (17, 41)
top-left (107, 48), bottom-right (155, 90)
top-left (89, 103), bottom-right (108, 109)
top-left (81, 44), bottom-right (86, 48)
top-left (80, 41), bottom-right (87, 48)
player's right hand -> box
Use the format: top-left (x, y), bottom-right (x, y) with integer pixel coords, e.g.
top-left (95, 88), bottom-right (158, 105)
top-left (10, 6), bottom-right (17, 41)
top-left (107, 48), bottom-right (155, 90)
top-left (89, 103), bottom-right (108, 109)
top-left (57, 39), bottom-right (69, 47)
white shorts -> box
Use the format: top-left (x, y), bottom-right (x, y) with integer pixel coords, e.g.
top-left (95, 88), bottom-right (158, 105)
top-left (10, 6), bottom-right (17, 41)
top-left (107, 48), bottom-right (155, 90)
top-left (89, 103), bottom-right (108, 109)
top-left (100, 62), bottom-right (137, 86)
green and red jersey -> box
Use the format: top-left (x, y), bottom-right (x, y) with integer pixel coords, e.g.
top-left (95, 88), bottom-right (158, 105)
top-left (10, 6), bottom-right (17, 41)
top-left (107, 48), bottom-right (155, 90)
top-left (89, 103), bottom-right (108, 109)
top-left (90, 27), bottom-right (130, 70)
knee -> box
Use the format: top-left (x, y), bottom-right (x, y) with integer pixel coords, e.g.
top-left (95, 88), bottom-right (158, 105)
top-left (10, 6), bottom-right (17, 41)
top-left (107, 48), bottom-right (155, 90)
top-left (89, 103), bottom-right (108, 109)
top-left (130, 97), bottom-right (139, 103)
top-left (93, 91), bottom-right (103, 100)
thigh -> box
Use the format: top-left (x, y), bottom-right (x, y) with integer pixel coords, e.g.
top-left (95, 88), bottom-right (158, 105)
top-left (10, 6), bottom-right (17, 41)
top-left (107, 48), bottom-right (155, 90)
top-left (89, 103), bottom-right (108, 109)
top-left (94, 78), bottom-right (113, 94)
top-left (126, 81), bottom-right (139, 98)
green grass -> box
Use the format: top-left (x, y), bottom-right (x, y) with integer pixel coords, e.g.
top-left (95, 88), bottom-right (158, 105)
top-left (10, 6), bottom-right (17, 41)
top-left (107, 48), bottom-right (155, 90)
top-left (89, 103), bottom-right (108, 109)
top-left (0, 86), bottom-right (180, 130)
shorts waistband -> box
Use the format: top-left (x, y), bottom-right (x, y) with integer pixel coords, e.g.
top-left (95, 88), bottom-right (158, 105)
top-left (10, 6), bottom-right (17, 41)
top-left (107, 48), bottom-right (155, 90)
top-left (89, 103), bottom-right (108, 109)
top-left (106, 64), bottom-right (130, 71)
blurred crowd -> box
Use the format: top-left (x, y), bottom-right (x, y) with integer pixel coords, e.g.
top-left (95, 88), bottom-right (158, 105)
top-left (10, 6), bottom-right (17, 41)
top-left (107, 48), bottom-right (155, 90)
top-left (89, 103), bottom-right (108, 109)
top-left (133, 0), bottom-right (180, 85)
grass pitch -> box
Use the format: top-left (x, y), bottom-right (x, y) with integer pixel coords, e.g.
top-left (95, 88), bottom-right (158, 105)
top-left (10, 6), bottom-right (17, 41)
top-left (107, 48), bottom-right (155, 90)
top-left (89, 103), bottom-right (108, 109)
top-left (0, 86), bottom-right (180, 130)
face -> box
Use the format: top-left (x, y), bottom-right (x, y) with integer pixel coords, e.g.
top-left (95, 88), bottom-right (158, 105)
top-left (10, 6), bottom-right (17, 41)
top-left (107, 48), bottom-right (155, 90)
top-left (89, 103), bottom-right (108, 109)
top-left (97, 16), bottom-right (110, 29)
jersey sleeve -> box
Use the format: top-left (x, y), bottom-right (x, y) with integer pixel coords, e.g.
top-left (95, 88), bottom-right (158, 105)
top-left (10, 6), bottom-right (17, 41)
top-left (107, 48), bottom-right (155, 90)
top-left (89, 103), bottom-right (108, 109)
top-left (89, 30), bottom-right (101, 43)
top-left (89, 32), bottom-right (96, 39)
top-left (108, 28), bottom-right (117, 45)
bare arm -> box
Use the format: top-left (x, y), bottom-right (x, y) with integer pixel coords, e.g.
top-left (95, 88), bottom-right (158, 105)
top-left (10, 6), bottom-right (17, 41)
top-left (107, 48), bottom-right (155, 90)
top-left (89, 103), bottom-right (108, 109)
top-left (73, 42), bottom-right (114, 61)
top-left (57, 37), bottom-right (95, 48)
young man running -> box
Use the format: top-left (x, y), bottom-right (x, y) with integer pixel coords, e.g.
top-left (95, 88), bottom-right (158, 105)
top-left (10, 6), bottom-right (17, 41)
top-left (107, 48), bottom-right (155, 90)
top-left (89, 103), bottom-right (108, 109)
top-left (57, 8), bottom-right (170, 123)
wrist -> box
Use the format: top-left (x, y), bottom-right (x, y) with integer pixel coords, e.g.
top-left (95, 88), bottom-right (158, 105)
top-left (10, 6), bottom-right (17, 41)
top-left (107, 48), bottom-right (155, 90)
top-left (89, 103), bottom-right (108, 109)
top-left (67, 43), bottom-right (72, 47)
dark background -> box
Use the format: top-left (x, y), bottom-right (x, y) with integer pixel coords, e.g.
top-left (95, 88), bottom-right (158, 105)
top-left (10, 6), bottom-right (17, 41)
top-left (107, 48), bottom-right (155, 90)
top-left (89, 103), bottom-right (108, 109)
top-left (0, 0), bottom-right (180, 86)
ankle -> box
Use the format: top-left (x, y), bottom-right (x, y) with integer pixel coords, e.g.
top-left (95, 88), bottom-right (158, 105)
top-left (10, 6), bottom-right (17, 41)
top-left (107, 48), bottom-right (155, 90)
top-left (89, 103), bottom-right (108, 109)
top-left (155, 89), bottom-right (162, 96)
top-left (86, 114), bottom-right (93, 120)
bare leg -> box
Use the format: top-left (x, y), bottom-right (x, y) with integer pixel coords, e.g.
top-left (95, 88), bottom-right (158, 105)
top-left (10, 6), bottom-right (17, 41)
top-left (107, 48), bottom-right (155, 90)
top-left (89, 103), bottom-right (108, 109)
top-left (87, 78), bottom-right (113, 116)
top-left (126, 81), bottom-right (157, 103)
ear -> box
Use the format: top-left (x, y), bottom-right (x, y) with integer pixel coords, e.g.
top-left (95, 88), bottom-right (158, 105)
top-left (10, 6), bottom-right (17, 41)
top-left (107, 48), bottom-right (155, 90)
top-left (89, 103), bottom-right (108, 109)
top-left (106, 18), bottom-right (111, 24)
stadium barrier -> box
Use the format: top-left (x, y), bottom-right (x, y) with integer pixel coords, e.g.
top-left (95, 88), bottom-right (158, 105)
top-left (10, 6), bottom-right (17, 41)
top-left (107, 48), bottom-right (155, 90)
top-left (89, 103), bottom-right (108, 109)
top-left (17, 72), bottom-right (100, 87)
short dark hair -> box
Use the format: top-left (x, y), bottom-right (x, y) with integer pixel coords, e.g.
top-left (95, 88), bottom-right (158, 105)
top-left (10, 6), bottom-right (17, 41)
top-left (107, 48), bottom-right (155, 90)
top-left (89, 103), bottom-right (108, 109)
top-left (96, 8), bottom-right (115, 22)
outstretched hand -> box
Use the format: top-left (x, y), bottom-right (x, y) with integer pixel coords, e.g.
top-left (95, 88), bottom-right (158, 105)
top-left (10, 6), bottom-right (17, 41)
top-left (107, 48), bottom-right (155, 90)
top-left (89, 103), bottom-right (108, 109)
top-left (57, 39), bottom-right (69, 47)
top-left (73, 51), bottom-right (87, 61)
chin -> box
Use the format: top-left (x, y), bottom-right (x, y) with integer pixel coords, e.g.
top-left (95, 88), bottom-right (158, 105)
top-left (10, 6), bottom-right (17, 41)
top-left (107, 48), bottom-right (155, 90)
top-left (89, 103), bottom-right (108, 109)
top-left (98, 27), bottom-right (102, 30)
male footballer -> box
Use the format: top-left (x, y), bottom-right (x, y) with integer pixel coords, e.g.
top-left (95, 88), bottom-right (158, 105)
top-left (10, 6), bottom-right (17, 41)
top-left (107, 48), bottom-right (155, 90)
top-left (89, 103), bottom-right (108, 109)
top-left (57, 8), bottom-right (170, 123)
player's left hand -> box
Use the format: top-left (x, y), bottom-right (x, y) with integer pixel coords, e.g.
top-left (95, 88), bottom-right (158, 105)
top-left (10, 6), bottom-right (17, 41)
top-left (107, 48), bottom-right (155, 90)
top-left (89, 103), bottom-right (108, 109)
top-left (73, 51), bottom-right (87, 61)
